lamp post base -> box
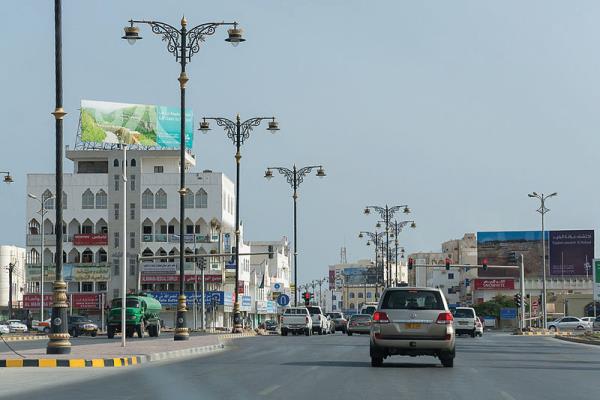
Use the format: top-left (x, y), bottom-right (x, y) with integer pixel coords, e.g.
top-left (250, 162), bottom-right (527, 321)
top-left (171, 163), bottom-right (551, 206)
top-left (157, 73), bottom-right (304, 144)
top-left (174, 294), bottom-right (189, 341)
top-left (46, 280), bottom-right (71, 354)
top-left (232, 302), bottom-right (243, 333)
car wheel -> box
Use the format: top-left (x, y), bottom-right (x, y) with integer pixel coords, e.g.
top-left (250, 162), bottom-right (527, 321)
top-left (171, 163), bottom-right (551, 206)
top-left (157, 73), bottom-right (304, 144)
top-left (281, 328), bottom-right (288, 336)
top-left (470, 330), bottom-right (476, 338)
top-left (107, 326), bottom-right (115, 339)
top-left (371, 357), bottom-right (383, 367)
top-left (440, 355), bottom-right (454, 368)
top-left (549, 326), bottom-right (557, 332)
top-left (347, 331), bottom-right (353, 336)
top-left (305, 328), bottom-right (310, 336)
top-left (91, 331), bottom-right (97, 337)
top-left (576, 325), bottom-right (584, 330)
top-left (318, 328), bottom-right (323, 335)
top-left (43, 327), bottom-right (50, 334)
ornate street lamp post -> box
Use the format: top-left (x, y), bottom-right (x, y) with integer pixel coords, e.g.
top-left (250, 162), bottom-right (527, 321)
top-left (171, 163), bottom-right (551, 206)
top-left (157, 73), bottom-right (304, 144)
top-left (388, 220), bottom-right (415, 286)
top-left (359, 231), bottom-right (386, 299)
top-left (0, 172), bottom-right (13, 184)
top-left (364, 205), bottom-right (411, 287)
top-left (199, 115), bottom-right (279, 333)
top-left (264, 165), bottom-right (326, 306)
top-left (122, 16), bottom-right (244, 341)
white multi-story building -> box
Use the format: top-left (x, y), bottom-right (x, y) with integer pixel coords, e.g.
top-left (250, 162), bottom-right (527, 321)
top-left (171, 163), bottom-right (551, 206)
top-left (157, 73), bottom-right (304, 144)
top-left (26, 148), bottom-right (239, 326)
top-left (0, 245), bottom-right (26, 318)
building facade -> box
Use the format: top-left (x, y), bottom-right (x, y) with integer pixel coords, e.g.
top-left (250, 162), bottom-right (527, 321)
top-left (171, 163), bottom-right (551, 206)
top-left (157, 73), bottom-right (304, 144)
top-left (0, 245), bottom-right (26, 318)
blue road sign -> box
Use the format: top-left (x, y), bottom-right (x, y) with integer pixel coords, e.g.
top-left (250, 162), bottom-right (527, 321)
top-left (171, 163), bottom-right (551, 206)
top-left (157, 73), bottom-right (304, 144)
top-left (500, 308), bottom-right (517, 320)
top-left (276, 294), bottom-right (290, 307)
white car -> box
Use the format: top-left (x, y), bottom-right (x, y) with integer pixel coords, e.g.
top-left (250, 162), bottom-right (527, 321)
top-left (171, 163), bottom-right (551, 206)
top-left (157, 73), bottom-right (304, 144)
top-left (6, 320), bottom-right (28, 333)
top-left (452, 307), bottom-right (478, 337)
top-left (579, 317), bottom-right (595, 324)
top-left (306, 306), bottom-right (328, 335)
top-left (548, 316), bottom-right (591, 332)
top-left (33, 319), bottom-right (51, 333)
top-left (0, 324), bottom-right (9, 334)
top-left (281, 307), bottom-right (313, 336)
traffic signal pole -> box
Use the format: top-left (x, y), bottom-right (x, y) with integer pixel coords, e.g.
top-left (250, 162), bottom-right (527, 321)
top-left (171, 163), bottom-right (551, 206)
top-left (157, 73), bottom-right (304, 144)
top-left (520, 254), bottom-right (526, 331)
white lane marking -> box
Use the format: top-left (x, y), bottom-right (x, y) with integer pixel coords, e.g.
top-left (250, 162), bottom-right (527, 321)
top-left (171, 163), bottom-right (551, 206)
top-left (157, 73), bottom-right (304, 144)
top-left (258, 384), bottom-right (281, 396)
top-left (500, 391), bottom-right (516, 400)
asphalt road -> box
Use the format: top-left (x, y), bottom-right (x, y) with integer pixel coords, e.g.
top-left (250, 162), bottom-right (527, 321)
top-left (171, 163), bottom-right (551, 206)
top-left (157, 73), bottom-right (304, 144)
top-left (2, 332), bottom-right (600, 400)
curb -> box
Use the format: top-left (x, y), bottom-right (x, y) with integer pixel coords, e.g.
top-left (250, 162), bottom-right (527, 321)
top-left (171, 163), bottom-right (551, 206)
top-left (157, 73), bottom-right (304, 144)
top-left (0, 331), bottom-right (256, 368)
top-left (1, 335), bottom-right (48, 342)
top-left (555, 336), bottom-right (600, 346)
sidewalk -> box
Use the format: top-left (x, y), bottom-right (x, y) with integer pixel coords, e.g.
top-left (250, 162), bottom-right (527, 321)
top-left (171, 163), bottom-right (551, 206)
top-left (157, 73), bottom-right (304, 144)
top-left (0, 331), bottom-right (255, 368)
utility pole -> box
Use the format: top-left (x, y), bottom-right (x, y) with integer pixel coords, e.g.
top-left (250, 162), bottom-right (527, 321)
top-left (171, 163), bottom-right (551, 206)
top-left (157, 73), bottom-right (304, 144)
top-left (7, 263), bottom-right (15, 319)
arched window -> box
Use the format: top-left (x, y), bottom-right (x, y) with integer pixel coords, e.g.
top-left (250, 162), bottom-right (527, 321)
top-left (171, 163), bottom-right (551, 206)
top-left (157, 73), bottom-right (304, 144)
top-left (131, 159), bottom-right (136, 167)
top-left (82, 189), bottom-right (94, 209)
top-left (97, 248), bottom-right (107, 263)
top-left (82, 249), bottom-right (94, 264)
top-left (95, 190), bottom-right (107, 209)
top-left (349, 303), bottom-right (355, 310)
top-left (114, 159), bottom-right (119, 167)
top-left (43, 190), bottom-right (54, 209)
top-left (358, 292), bottom-right (364, 299)
top-left (184, 189), bottom-right (194, 209)
top-left (195, 189), bottom-right (207, 208)
top-left (155, 189), bottom-right (167, 209)
top-left (350, 292), bottom-right (355, 299)
top-left (142, 189), bottom-right (154, 209)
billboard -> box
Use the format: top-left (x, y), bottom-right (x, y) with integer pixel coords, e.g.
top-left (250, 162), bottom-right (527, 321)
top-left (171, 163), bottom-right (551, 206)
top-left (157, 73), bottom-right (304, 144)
top-left (549, 230), bottom-right (594, 276)
top-left (477, 230), bottom-right (595, 278)
top-left (80, 100), bottom-right (193, 149)
top-left (477, 231), bottom-right (548, 278)
top-left (474, 278), bottom-right (515, 290)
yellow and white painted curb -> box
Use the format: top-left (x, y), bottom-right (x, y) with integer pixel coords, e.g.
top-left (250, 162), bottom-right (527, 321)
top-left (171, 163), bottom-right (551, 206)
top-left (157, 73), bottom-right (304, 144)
top-left (1, 335), bottom-right (48, 342)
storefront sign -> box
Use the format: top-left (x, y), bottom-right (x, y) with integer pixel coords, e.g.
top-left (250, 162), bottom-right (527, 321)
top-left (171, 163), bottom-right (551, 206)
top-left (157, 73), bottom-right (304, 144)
top-left (140, 262), bottom-right (178, 274)
top-left (26, 265), bottom-right (110, 282)
top-left (473, 278), bottom-right (515, 290)
top-left (72, 293), bottom-right (101, 309)
top-left (147, 291), bottom-right (230, 306)
top-left (140, 274), bottom-right (222, 283)
top-left (73, 233), bottom-right (108, 246)
top-left (23, 294), bottom-right (53, 308)
top-left (241, 295), bottom-right (252, 311)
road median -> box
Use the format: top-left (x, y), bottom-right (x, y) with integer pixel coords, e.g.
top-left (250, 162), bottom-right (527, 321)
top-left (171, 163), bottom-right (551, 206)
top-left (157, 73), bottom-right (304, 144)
top-left (0, 331), bottom-right (256, 368)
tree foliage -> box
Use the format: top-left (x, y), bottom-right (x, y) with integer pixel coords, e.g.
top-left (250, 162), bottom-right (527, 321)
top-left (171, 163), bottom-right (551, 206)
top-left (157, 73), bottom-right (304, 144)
top-left (473, 295), bottom-right (517, 318)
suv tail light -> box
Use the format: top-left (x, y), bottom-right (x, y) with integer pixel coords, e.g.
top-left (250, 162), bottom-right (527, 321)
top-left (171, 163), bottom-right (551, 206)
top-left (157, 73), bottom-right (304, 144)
top-left (372, 311), bottom-right (390, 324)
top-left (436, 312), bottom-right (454, 324)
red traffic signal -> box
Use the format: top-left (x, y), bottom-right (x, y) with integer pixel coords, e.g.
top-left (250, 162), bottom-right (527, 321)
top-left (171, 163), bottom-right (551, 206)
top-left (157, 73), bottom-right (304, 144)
top-left (445, 258), bottom-right (451, 271)
top-left (303, 292), bottom-right (311, 300)
top-left (482, 258), bottom-right (488, 271)
top-left (408, 257), bottom-right (414, 270)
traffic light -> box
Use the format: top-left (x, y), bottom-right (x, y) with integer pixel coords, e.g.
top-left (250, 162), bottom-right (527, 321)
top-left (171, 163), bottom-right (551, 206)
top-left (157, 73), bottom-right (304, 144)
top-left (514, 293), bottom-right (522, 308)
top-left (482, 258), bottom-right (488, 271)
top-left (408, 257), bottom-right (414, 270)
top-left (303, 292), bottom-right (311, 305)
top-left (465, 278), bottom-right (470, 287)
top-left (199, 256), bottom-right (206, 269)
top-left (445, 258), bottom-right (451, 271)
top-left (268, 245), bottom-right (274, 259)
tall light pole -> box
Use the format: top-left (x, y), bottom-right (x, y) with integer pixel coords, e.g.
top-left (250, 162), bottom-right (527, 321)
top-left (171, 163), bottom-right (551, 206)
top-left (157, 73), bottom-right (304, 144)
top-left (123, 16), bottom-right (244, 341)
top-left (388, 220), bottom-right (416, 286)
top-left (264, 165), bottom-right (326, 306)
top-left (364, 205), bottom-right (411, 287)
top-left (528, 191), bottom-right (557, 330)
top-left (28, 193), bottom-right (55, 321)
top-left (47, 0), bottom-right (70, 355)
top-left (200, 115), bottom-right (279, 333)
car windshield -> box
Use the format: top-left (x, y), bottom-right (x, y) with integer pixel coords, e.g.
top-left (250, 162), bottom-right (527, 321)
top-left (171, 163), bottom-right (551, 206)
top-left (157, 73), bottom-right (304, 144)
top-left (361, 306), bottom-right (376, 315)
top-left (306, 307), bottom-right (321, 315)
top-left (112, 298), bottom-right (140, 308)
top-left (328, 313), bottom-right (342, 318)
top-left (381, 290), bottom-right (445, 310)
top-left (453, 309), bottom-right (475, 318)
top-left (350, 314), bottom-right (371, 321)
top-left (70, 316), bottom-right (87, 322)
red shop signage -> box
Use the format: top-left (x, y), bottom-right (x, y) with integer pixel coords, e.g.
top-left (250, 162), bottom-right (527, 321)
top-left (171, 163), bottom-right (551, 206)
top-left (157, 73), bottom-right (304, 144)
top-left (474, 279), bottom-right (515, 291)
top-left (73, 234), bottom-right (108, 246)
top-left (72, 293), bottom-right (101, 309)
top-left (141, 274), bottom-right (222, 283)
top-left (23, 294), bottom-right (53, 308)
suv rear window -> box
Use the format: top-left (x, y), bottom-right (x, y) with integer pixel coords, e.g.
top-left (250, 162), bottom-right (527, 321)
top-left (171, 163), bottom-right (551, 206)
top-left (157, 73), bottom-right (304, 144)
top-left (306, 307), bottom-right (322, 315)
top-left (284, 308), bottom-right (307, 315)
top-left (453, 309), bottom-right (475, 318)
top-left (381, 290), bottom-right (444, 310)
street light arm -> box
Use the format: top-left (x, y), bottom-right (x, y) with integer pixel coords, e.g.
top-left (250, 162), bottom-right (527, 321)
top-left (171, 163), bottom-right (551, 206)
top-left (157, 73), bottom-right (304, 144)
top-left (295, 165), bottom-right (322, 187)
top-left (239, 117), bottom-right (274, 145)
top-left (132, 20), bottom-right (182, 60)
top-left (187, 22), bottom-right (236, 60)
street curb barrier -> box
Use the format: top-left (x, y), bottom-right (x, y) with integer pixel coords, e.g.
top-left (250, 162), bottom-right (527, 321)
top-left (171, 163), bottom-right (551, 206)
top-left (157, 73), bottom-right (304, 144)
top-left (1, 335), bottom-right (48, 342)
top-left (555, 336), bottom-right (600, 346)
top-left (0, 331), bottom-right (256, 368)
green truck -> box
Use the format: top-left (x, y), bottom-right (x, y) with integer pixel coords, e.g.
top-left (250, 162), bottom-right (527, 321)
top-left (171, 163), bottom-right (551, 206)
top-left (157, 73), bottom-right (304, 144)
top-left (107, 294), bottom-right (162, 339)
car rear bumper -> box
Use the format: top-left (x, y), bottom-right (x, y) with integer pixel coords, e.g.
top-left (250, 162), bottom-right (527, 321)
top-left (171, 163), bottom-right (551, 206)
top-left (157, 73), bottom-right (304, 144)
top-left (371, 336), bottom-right (455, 353)
top-left (348, 326), bottom-right (370, 333)
top-left (282, 325), bottom-right (308, 330)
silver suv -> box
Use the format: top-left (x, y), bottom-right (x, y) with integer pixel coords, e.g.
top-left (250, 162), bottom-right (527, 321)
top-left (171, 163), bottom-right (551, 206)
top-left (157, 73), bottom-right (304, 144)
top-left (370, 287), bottom-right (456, 368)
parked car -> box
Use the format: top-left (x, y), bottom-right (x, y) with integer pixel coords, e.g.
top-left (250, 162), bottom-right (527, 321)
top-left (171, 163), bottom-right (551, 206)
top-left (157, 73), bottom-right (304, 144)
top-left (579, 317), bottom-right (595, 324)
top-left (548, 316), bottom-right (591, 332)
top-left (33, 319), bottom-right (51, 334)
top-left (68, 316), bottom-right (98, 337)
top-left (452, 307), bottom-right (478, 337)
top-left (281, 307), bottom-right (312, 336)
top-left (369, 287), bottom-right (455, 368)
top-left (263, 320), bottom-right (278, 332)
top-left (6, 320), bottom-right (28, 333)
top-left (326, 312), bottom-right (348, 333)
top-left (306, 306), bottom-right (328, 335)
top-left (347, 314), bottom-right (371, 335)
top-left (0, 324), bottom-right (9, 334)
top-left (594, 317), bottom-right (600, 331)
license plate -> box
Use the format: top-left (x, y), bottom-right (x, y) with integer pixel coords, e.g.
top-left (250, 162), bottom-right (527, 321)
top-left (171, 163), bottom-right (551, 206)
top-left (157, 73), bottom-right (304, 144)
top-left (459, 321), bottom-right (468, 325)
top-left (405, 323), bottom-right (421, 329)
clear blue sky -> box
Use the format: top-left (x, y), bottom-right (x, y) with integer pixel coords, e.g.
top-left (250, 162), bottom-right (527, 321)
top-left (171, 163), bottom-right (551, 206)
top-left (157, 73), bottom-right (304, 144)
top-left (1, 1), bottom-right (599, 284)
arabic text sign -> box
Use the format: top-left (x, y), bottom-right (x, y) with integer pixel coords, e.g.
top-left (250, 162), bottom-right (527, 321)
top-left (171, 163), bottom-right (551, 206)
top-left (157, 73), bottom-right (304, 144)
top-left (549, 230), bottom-right (594, 276)
top-left (474, 279), bottom-right (515, 290)
top-left (80, 100), bottom-right (193, 149)
top-left (23, 294), bottom-right (53, 308)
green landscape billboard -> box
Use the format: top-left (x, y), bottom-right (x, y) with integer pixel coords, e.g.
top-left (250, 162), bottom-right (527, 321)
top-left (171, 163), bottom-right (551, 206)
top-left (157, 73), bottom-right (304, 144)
top-left (80, 100), bottom-right (193, 148)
